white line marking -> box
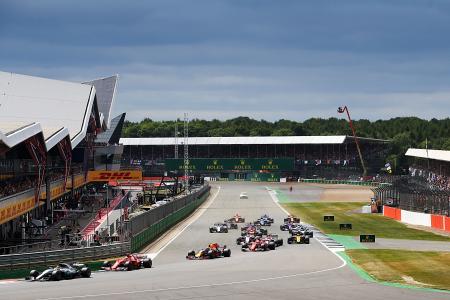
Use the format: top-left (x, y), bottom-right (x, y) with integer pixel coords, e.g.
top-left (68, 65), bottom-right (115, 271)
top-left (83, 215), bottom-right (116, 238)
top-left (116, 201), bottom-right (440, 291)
top-left (265, 187), bottom-right (347, 257)
top-left (36, 260), bottom-right (346, 300)
top-left (146, 186), bottom-right (221, 260)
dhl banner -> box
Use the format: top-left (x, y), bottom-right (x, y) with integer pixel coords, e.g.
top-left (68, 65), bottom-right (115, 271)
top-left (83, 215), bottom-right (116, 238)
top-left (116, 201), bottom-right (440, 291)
top-left (0, 174), bottom-right (88, 225)
top-left (87, 170), bottom-right (142, 182)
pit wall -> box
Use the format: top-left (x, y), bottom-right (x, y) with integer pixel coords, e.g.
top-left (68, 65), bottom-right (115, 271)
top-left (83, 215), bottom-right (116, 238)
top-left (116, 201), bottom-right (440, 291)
top-left (383, 205), bottom-right (450, 232)
top-left (130, 186), bottom-right (211, 252)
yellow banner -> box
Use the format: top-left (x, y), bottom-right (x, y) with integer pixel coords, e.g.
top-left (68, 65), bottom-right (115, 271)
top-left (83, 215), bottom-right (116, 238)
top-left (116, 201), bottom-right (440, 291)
top-left (87, 170), bottom-right (142, 182)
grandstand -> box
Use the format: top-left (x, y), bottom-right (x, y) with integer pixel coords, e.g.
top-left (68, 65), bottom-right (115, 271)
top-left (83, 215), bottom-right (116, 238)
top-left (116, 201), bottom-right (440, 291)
top-left (120, 136), bottom-right (389, 180)
top-left (374, 148), bottom-right (450, 217)
top-left (0, 71), bottom-right (125, 243)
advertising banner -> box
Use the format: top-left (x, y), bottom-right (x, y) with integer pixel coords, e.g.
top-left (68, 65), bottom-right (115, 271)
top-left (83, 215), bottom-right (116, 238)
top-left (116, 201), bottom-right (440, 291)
top-left (165, 158), bottom-right (294, 172)
top-left (87, 170), bottom-right (142, 182)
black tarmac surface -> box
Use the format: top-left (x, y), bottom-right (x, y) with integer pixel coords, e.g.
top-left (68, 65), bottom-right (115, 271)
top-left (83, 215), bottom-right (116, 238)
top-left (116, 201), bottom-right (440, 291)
top-left (1, 182), bottom-right (447, 300)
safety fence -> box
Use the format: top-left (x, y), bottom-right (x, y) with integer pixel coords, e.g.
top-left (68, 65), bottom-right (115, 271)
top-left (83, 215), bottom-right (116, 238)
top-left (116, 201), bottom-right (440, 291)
top-left (374, 176), bottom-right (450, 216)
top-left (0, 242), bottom-right (130, 271)
top-left (299, 178), bottom-right (382, 187)
top-left (131, 185), bottom-right (211, 252)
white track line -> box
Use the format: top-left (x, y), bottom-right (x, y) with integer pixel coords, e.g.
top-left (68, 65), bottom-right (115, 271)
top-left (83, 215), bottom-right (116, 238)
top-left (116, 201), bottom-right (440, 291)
top-left (265, 187), bottom-right (347, 257)
top-left (36, 261), bottom-right (346, 300)
top-left (146, 186), bottom-right (221, 260)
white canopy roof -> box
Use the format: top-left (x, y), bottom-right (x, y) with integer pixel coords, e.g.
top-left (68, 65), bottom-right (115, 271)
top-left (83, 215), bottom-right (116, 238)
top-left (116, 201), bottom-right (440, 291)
top-left (120, 136), bottom-right (348, 146)
top-left (405, 148), bottom-right (450, 163)
top-left (0, 71), bottom-right (98, 150)
top-left (83, 75), bottom-right (118, 129)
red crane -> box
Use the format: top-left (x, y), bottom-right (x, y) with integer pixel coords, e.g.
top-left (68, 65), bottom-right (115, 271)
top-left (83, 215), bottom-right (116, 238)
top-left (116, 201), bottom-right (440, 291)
top-left (337, 106), bottom-right (368, 176)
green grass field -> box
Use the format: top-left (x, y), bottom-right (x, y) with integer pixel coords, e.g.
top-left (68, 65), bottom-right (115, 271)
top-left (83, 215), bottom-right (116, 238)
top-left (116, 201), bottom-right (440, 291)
top-left (282, 202), bottom-right (450, 241)
top-left (347, 249), bottom-right (450, 290)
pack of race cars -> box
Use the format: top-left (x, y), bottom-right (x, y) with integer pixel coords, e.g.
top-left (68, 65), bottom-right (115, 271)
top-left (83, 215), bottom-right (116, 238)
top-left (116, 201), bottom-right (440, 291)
top-left (201, 213), bottom-right (313, 257)
top-left (27, 213), bottom-right (312, 282)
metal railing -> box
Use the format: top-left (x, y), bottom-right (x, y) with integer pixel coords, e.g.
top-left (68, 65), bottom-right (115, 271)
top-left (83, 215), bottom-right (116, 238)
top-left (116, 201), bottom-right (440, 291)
top-left (0, 242), bottom-right (130, 271)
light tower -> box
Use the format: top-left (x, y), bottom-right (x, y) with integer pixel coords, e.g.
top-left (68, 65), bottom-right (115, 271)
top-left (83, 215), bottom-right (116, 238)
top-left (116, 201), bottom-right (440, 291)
top-left (174, 122), bottom-right (178, 159)
top-left (183, 113), bottom-right (189, 193)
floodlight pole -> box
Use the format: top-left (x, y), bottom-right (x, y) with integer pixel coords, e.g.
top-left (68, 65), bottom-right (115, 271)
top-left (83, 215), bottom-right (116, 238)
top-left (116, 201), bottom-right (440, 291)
top-left (337, 106), bottom-right (368, 177)
top-left (183, 113), bottom-right (189, 194)
top-left (174, 123), bottom-right (179, 159)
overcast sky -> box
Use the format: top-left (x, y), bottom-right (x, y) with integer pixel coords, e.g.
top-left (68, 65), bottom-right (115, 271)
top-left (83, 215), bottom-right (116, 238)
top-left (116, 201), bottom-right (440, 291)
top-left (1, 0), bottom-right (450, 122)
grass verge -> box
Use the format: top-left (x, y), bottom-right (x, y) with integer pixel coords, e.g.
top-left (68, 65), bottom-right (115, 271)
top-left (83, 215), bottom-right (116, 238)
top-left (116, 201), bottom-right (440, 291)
top-left (282, 202), bottom-right (450, 241)
top-left (346, 249), bottom-right (450, 291)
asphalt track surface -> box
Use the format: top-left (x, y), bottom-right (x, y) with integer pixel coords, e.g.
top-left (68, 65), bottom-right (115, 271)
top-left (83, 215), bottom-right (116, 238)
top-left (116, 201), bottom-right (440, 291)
top-left (1, 182), bottom-right (447, 300)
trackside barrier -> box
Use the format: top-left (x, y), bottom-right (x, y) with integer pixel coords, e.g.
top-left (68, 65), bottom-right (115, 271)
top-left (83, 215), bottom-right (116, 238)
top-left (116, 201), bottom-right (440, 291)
top-left (299, 179), bottom-right (381, 187)
top-left (131, 188), bottom-right (211, 252)
top-left (0, 242), bottom-right (130, 271)
top-left (383, 205), bottom-right (450, 232)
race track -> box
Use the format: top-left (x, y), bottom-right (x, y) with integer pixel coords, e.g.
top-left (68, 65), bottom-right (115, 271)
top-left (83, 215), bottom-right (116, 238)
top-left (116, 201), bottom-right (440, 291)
top-left (1, 182), bottom-right (447, 300)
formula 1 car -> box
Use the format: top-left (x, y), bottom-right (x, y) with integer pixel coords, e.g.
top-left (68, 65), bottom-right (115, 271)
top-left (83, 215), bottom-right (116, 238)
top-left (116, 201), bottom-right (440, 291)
top-left (240, 224), bottom-right (268, 236)
top-left (284, 215), bottom-right (300, 223)
top-left (239, 192), bottom-right (248, 199)
top-left (267, 234), bottom-right (284, 247)
top-left (225, 214), bottom-right (245, 224)
top-left (290, 224), bottom-right (314, 238)
top-left (28, 263), bottom-right (91, 281)
top-left (287, 232), bottom-right (310, 244)
top-left (254, 216), bottom-right (273, 226)
top-left (102, 254), bottom-right (152, 271)
top-left (241, 237), bottom-right (276, 252)
top-left (186, 243), bottom-right (231, 259)
top-left (237, 234), bottom-right (255, 245)
top-left (280, 222), bottom-right (298, 231)
top-left (209, 223), bottom-right (229, 233)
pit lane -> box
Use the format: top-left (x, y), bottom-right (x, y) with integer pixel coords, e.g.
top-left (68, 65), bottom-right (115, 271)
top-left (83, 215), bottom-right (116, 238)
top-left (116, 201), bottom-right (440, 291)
top-left (1, 182), bottom-right (447, 300)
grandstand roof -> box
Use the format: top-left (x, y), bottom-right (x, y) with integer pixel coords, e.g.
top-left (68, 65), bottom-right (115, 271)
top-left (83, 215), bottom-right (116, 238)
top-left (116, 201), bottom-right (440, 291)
top-left (405, 148), bottom-right (450, 163)
top-left (83, 75), bottom-right (118, 129)
top-left (96, 113), bottom-right (126, 145)
top-left (120, 136), bottom-right (388, 146)
top-left (0, 71), bottom-right (99, 150)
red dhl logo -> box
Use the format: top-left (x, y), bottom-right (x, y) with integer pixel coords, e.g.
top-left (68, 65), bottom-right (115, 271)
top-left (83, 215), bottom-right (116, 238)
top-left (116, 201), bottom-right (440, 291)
top-left (97, 172), bottom-right (135, 180)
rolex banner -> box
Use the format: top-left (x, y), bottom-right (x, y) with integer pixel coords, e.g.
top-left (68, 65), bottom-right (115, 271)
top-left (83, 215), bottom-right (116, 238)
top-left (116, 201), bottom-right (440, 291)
top-left (164, 158), bottom-right (294, 172)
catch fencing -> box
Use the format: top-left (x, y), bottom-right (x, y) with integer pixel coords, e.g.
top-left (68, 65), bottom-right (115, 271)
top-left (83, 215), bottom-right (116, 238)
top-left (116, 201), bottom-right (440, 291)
top-left (373, 176), bottom-right (450, 216)
top-left (130, 185), bottom-right (211, 252)
top-left (0, 242), bottom-right (130, 271)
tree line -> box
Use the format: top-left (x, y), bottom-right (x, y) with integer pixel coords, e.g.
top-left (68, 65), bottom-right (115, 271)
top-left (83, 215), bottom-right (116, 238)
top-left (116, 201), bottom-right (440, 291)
top-left (122, 116), bottom-right (450, 170)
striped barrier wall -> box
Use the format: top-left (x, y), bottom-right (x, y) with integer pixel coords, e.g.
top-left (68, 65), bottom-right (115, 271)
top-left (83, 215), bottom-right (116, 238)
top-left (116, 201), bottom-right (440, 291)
top-left (383, 205), bottom-right (450, 232)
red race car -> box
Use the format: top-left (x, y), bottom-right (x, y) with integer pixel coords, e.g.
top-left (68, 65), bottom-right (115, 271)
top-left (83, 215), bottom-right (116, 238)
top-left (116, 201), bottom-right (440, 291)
top-left (225, 213), bottom-right (245, 224)
top-left (241, 237), bottom-right (276, 252)
top-left (102, 254), bottom-right (152, 271)
top-left (186, 243), bottom-right (231, 260)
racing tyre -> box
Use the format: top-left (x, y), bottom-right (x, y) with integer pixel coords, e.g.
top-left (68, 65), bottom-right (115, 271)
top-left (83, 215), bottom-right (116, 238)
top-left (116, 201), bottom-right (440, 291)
top-left (223, 249), bottom-right (231, 257)
top-left (224, 228), bottom-right (228, 233)
top-left (187, 250), bottom-right (195, 257)
top-left (305, 238), bottom-right (310, 244)
top-left (209, 228), bottom-right (214, 233)
top-left (30, 270), bottom-right (39, 279)
top-left (268, 242), bottom-right (276, 250)
top-left (81, 267), bottom-right (91, 278)
top-left (103, 261), bottom-right (112, 268)
top-left (124, 261), bottom-right (133, 271)
top-left (51, 270), bottom-right (62, 281)
top-left (143, 259), bottom-right (152, 268)
top-left (287, 238), bottom-right (293, 244)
